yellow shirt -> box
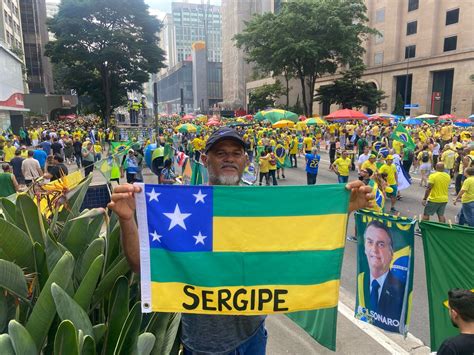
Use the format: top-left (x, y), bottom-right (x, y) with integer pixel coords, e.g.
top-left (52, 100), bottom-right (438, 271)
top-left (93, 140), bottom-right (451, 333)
top-left (192, 138), bottom-right (204, 151)
top-left (441, 149), bottom-right (456, 169)
top-left (303, 137), bottom-right (313, 151)
top-left (20, 150), bottom-right (28, 158)
top-left (259, 157), bottom-right (269, 173)
top-left (461, 176), bottom-right (474, 203)
top-left (3, 145), bottom-right (17, 162)
top-left (427, 172), bottom-right (450, 203)
top-left (379, 164), bottom-right (397, 185)
top-left (30, 130), bottom-right (39, 140)
top-left (440, 126), bottom-right (452, 141)
top-left (371, 126), bottom-right (380, 137)
top-left (94, 144), bottom-right (102, 154)
top-left (290, 138), bottom-right (298, 154)
top-left (392, 140), bottom-right (403, 155)
top-left (361, 160), bottom-right (376, 172)
top-left (334, 157), bottom-right (351, 176)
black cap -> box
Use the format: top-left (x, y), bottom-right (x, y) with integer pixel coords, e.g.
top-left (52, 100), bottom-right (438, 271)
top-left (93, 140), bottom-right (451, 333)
top-left (205, 127), bottom-right (245, 153)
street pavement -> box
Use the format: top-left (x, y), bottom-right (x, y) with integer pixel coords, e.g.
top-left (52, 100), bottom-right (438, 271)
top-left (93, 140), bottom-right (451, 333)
top-left (83, 149), bottom-right (455, 354)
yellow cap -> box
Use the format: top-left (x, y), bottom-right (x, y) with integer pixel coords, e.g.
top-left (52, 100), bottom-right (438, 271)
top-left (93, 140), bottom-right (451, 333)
top-left (386, 155), bottom-right (394, 160)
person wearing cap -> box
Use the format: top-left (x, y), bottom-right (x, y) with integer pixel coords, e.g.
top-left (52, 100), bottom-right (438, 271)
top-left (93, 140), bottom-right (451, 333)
top-left (361, 154), bottom-right (377, 176)
top-left (108, 126), bottom-right (374, 355)
top-left (121, 149), bottom-right (139, 184)
top-left (378, 155), bottom-right (398, 213)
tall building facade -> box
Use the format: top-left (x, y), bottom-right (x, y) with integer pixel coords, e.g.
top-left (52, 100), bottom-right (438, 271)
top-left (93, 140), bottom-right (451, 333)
top-left (0, 0), bottom-right (24, 52)
top-left (161, 2), bottom-right (222, 68)
top-left (221, 0), bottom-right (279, 109)
top-left (20, 0), bottom-right (54, 94)
top-left (314, 0), bottom-right (474, 118)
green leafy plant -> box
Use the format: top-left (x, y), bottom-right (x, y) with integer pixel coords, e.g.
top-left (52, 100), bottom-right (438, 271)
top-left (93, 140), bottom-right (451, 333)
top-left (0, 177), bottom-right (180, 354)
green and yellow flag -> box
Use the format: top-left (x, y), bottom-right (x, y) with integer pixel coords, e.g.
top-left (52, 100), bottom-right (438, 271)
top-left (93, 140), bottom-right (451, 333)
top-left (391, 124), bottom-right (415, 150)
top-left (136, 184), bottom-right (348, 314)
top-left (110, 141), bottom-right (132, 154)
top-left (420, 221), bottom-right (474, 351)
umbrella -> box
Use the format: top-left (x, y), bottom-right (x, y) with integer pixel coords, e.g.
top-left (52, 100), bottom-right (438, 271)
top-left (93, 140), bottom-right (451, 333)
top-left (370, 112), bottom-right (396, 119)
top-left (298, 115), bottom-right (307, 121)
top-left (402, 118), bottom-right (422, 125)
top-left (469, 114), bottom-right (474, 121)
top-left (325, 109), bottom-right (367, 120)
top-left (206, 120), bottom-right (221, 127)
top-left (176, 123), bottom-right (198, 133)
top-left (272, 120), bottom-right (295, 128)
top-left (454, 118), bottom-right (472, 127)
top-left (416, 114), bottom-right (438, 119)
top-left (367, 115), bottom-right (389, 122)
top-left (182, 114), bottom-right (195, 121)
top-left (245, 114), bottom-right (254, 121)
top-left (305, 117), bottom-right (327, 126)
top-left (438, 114), bottom-right (456, 120)
top-left (254, 109), bottom-right (299, 124)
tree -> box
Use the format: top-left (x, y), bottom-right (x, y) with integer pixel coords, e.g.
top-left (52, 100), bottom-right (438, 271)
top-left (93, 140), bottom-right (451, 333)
top-left (45, 0), bottom-right (165, 127)
top-left (314, 64), bottom-right (386, 110)
top-left (392, 93), bottom-right (405, 116)
top-left (248, 81), bottom-right (285, 112)
top-left (234, 0), bottom-right (377, 116)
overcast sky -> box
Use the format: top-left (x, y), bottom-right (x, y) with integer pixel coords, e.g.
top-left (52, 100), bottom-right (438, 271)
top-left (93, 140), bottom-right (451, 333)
top-left (49, 0), bottom-right (221, 21)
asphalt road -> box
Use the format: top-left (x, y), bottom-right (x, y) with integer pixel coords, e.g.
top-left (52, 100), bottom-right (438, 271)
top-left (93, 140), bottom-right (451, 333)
top-left (86, 149), bottom-right (455, 353)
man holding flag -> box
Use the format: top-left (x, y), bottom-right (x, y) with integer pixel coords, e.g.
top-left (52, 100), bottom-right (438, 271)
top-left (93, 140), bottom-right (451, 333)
top-left (108, 127), bottom-right (373, 355)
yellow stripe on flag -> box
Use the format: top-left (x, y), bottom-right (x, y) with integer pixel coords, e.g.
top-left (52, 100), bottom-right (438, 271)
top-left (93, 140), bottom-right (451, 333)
top-left (213, 214), bottom-right (347, 252)
top-left (149, 280), bottom-right (340, 315)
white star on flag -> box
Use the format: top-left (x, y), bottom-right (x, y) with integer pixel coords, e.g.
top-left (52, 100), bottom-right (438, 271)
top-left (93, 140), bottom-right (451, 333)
top-left (193, 231), bottom-right (207, 245)
top-left (147, 188), bottom-right (161, 202)
top-left (150, 231), bottom-right (162, 242)
top-left (193, 189), bottom-right (207, 204)
top-left (163, 204), bottom-right (192, 230)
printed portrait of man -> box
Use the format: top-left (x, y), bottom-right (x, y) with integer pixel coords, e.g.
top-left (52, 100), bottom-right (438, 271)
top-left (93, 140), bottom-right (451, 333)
top-left (358, 220), bottom-right (407, 332)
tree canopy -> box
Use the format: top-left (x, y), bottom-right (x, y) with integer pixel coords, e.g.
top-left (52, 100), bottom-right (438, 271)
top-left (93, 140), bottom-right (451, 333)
top-left (315, 64), bottom-right (386, 111)
top-left (46, 0), bottom-right (166, 126)
top-left (234, 0), bottom-right (377, 116)
top-left (248, 81), bottom-right (285, 113)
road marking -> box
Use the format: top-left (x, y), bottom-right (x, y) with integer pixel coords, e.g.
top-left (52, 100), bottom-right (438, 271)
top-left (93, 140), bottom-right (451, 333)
top-left (338, 301), bottom-right (410, 354)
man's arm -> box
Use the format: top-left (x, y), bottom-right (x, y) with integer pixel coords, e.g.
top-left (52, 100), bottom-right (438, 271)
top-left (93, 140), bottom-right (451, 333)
top-left (11, 175), bottom-right (19, 192)
top-left (108, 184), bottom-right (141, 273)
top-left (422, 184), bottom-right (432, 206)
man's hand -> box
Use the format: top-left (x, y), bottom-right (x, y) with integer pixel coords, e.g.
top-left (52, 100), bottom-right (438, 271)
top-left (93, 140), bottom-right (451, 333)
top-left (422, 199), bottom-right (427, 206)
top-left (346, 180), bottom-right (374, 213)
top-left (107, 184), bottom-right (141, 221)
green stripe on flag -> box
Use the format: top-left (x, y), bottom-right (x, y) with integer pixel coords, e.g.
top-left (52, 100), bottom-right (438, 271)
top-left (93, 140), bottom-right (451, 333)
top-left (213, 185), bottom-right (349, 216)
top-left (150, 248), bottom-right (343, 287)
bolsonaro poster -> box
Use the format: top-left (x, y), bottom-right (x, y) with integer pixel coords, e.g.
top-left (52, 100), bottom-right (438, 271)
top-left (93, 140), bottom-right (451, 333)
top-left (354, 210), bottom-right (416, 335)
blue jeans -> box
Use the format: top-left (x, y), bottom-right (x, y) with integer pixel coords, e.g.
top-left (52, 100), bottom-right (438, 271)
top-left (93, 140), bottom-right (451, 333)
top-left (183, 323), bottom-right (267, 355)
top-left (338, 175), bottom-right (348, 184)
top-left (458, 201), bottom-right (474, 227)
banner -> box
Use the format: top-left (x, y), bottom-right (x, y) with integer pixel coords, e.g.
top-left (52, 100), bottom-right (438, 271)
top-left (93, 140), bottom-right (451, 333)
top-left (354, 210), bottom-right (415, 335)
top-left (420, 221), bottom-right (474, 351)
top-left (136, 184), bottom-right (349, 316)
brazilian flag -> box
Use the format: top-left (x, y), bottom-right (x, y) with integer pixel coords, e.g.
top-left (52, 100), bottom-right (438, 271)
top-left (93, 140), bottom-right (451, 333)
top-left (111, 141), bottom-right (132, 154)
top-left (275, 144), bottom-right (292, 168)
top-left (391, 124), bottom-right (415, 149)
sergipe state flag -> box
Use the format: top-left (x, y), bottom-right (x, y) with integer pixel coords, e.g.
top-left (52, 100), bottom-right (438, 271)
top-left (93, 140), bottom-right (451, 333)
top-left (391, 124), bottom-right (415, 150)
top-left (420, 221), bottom-right (474, 351)
top-left (136, 184), bottom-right (349, 316)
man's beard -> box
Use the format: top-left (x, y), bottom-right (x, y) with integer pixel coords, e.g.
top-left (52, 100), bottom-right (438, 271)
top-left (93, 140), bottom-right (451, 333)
top-left (209, 172), bottom-right (241, 185)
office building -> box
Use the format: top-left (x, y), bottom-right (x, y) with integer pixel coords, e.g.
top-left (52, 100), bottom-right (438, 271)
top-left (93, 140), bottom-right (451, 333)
top-left (160, 2), bottom-right (221, 68)
top-left (221, 0), bottom-right (284, 110)
top-left (20, 0), bottom-right (54, 94)
top-left (313, 0), bottom-right (474, 118)
top-left (0, 0), bottom-right (23, 53)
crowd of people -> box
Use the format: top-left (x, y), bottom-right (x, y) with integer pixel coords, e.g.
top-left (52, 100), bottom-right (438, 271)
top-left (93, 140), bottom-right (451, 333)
top-left (0, 114), bottom-right (473, 226)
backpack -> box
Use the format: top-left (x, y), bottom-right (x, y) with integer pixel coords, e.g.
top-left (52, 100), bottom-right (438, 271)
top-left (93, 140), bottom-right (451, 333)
top-left (421, 151), bottom-right (429, 163)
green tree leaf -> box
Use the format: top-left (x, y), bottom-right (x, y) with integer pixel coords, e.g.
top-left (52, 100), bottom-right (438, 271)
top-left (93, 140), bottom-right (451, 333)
top-left (54, 320), bottom-right (79, 355)
top-left (8, 320), bottom-right (37, 355)
top-left (113, 302), bottom-right (142, 355)
top-left (137, 332), bottom-right (156, 355)
top-left (0, 334), bottom-right (15, 355)
top-left (74, 254), bottom-right (105, 311)
top-left (51, 283), bottom-right (95, 339)
top-left (15, 194), bottom-right (46, 247)
top-left (0, 218), bottom-right (34, 272)
top-left (0, 259), bottom-right (28, 300)
top-left (92, 257), bottom-right (130, 306)
top-left (26, 251), bottom-right (75, 350)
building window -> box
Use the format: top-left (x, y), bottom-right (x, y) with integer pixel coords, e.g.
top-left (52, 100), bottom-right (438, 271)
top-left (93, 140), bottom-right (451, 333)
top-left (408, 0), bottom-right (419, 12)
top-left (443, 36), bottom-right (457, 52)
top-left (406, 21), bottom-right (417, 35)
top-left (446, 8), bottom-right (459, 25)
top-left (374, 52), bottom-right (384, 65)
top-left (405, 45), bottom-right (416, 59)
top-left (375, 8), bottom-right (385, 23)
top-left (375, 30), bottom-right (384, 44)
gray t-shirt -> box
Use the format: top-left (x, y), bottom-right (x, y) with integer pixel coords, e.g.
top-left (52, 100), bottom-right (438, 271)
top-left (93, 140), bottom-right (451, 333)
top-left (180, 314), bottom-right (265, 354)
